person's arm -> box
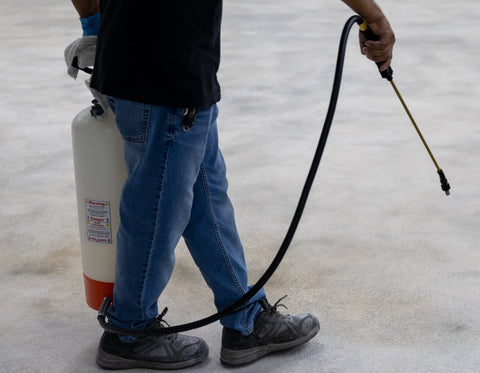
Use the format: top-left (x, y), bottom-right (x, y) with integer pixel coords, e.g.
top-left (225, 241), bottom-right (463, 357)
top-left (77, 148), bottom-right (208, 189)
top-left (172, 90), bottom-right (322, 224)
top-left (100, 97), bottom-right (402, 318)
top-left (341, 0), bottom-right (395, 71)
top-left (65, 0), bottom-right (100, 80)
top-left (71, 0), bottom-right (99, 18)
top-left (71, 0), bottom-right (101, 36)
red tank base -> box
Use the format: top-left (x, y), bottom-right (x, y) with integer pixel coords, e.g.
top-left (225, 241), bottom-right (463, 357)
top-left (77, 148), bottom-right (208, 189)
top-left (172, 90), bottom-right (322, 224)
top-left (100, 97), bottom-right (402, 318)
top-left (83, 273), bottom-right (114, 311)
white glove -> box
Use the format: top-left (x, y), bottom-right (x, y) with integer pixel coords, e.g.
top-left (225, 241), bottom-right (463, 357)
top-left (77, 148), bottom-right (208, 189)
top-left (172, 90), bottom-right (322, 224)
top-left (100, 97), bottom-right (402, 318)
top-left (64, 35), bottom-right (97, 79)
top-left (65, 36), bottom-right (109, 117)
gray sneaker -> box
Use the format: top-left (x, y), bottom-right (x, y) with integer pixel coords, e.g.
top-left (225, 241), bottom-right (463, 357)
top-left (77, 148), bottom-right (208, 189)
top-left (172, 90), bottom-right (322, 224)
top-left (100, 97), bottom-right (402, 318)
top-left (96, 309), bottom-right (209, 370)
top-left (220, 297), bottom-right (320, 366)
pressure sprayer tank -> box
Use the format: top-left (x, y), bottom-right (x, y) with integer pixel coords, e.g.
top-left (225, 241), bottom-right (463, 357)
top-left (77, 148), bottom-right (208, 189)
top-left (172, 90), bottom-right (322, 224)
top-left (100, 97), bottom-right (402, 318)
top-left (71, 103), bottom-right (127, 310)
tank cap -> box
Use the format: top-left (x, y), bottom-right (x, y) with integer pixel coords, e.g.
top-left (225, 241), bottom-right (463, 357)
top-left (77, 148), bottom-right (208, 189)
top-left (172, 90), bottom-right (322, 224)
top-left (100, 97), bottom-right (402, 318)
top-left (90, 99), bottom-right (105, 118)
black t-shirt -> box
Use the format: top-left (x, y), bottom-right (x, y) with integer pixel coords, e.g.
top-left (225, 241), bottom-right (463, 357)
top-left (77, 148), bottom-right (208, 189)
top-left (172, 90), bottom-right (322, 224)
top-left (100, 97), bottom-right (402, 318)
top-left (90, 0), bottom-right (222, 109)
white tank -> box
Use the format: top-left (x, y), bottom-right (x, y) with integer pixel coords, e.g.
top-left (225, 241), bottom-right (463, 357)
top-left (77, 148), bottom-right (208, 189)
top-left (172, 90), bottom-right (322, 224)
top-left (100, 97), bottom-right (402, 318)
top-left (71, 104), bottom-right (127, 310)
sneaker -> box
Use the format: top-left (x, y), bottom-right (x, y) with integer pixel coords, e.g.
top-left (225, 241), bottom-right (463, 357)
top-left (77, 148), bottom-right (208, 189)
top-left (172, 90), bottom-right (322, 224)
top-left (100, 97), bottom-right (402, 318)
top-left (220, 297), bottom-right (320, 366)
top-left (96, 308), bottom-right (209, 370)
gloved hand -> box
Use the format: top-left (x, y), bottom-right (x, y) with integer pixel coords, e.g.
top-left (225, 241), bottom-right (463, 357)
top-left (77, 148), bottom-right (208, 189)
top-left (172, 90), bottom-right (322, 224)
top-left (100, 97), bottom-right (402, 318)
top-left (65, 13), bottom-right (108, 117)
top-left (65, 12), bottom-right (101, 77)
top-left (64, 35), bottom-right (97, 79)
top-left (65, 36), bottom-right (108, 117)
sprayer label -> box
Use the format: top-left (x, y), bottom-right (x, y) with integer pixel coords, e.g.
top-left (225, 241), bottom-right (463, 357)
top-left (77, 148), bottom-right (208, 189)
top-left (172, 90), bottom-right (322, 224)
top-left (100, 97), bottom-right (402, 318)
top-left (85, 199), bottom-right (112, 244)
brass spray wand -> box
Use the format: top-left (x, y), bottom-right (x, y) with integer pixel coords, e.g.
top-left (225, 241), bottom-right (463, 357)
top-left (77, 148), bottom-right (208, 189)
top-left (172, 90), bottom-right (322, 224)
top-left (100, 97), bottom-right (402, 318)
top-left (358, 21), bottom-right (451, 195)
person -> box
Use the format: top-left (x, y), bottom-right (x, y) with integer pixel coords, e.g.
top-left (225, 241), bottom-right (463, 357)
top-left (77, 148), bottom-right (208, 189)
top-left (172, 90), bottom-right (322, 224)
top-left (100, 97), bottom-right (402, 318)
top-left (66, 0), bottom-right (394, 369)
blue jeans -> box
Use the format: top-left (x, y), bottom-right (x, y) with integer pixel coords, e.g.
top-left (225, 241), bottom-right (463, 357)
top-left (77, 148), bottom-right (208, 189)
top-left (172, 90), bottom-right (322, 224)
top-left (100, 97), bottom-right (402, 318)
top-left (106, 97), bottom-right (266, 335)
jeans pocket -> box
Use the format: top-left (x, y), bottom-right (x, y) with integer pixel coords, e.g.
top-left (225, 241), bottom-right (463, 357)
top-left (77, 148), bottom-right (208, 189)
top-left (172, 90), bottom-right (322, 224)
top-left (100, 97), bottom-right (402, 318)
top-left (108, 97), bottom-right (150, 143)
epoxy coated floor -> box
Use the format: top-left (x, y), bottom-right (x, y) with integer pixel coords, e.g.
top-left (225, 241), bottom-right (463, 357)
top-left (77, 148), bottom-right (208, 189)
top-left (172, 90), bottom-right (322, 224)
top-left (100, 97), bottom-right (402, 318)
top-left (1, 1), bottom-right (479, 372)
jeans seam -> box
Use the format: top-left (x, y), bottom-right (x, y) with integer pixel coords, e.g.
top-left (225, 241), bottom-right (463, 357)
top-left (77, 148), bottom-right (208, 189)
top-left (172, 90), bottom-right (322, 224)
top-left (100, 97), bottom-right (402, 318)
top-left (138, 131), bottom-right (174, 320)
top-left (240, 307), bottom-right (250, 334)
top-left (199, 165), bottom-right (245, 297)
top-left (142, 103), bottom-right (151, 142)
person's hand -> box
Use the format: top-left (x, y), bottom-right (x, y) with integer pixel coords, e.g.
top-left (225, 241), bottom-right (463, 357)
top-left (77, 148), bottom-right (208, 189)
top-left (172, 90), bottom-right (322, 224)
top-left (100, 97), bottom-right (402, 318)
top-left (64, 35), bottom-right (97, 79)
top-left (359, 15), bottom-right (395, 71)
top-left (64, 35), bottom-right (108, 117)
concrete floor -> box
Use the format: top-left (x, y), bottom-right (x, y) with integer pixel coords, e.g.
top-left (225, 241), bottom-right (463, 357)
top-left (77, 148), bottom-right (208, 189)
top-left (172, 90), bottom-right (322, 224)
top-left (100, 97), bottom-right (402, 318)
top-left (1, 0), bottom-right (479, 372)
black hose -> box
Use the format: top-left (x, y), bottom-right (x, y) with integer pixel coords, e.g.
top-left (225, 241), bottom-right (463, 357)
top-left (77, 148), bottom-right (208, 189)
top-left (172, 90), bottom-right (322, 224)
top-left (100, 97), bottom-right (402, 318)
top-left (98, 15), bottom-right (364, 336)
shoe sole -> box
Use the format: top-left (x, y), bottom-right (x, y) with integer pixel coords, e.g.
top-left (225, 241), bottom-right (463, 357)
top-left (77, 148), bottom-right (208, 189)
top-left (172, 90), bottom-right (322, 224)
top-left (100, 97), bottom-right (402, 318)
top-left (96, 347), bottom-right (208, 370)
top-left (220, 323), bottom-right (320, 366)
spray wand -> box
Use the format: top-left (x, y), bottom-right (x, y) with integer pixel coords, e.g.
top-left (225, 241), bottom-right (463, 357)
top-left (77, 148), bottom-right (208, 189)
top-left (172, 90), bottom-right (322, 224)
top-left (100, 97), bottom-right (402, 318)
top-left (358, 21), bottom-right (450, 195)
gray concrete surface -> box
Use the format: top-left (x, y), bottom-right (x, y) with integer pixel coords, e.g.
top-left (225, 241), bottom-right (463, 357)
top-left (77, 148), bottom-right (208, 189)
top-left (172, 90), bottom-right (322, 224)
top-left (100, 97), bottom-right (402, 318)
top-left (1, 0), bottom-right (479, 372)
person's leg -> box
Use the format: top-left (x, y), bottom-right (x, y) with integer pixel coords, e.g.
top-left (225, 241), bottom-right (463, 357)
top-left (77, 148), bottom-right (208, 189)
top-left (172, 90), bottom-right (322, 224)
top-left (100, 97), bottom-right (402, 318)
top-left (180, 106), bottom-right (320, 366)
top-left (96, 98), bottom-right (215, 369)
top-left (105, 98), bottom-right (216, 329)
top-left (182, 105), bottom-right (266, 336)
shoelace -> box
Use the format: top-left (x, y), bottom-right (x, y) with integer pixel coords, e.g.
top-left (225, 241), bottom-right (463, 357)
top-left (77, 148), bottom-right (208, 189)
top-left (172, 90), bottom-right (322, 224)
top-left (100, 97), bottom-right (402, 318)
top-left (148, 307), bottom-right (171, 329)
top-left (264, 295), bottom-right (288, 314)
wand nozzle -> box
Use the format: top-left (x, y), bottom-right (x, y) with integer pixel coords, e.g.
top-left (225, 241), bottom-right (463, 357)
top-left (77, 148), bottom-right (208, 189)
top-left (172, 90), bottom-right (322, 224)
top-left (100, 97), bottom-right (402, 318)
top-left (357, 19), bottom-right (451, 196)
top-left (438, 169), bottom-right (450, 196)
